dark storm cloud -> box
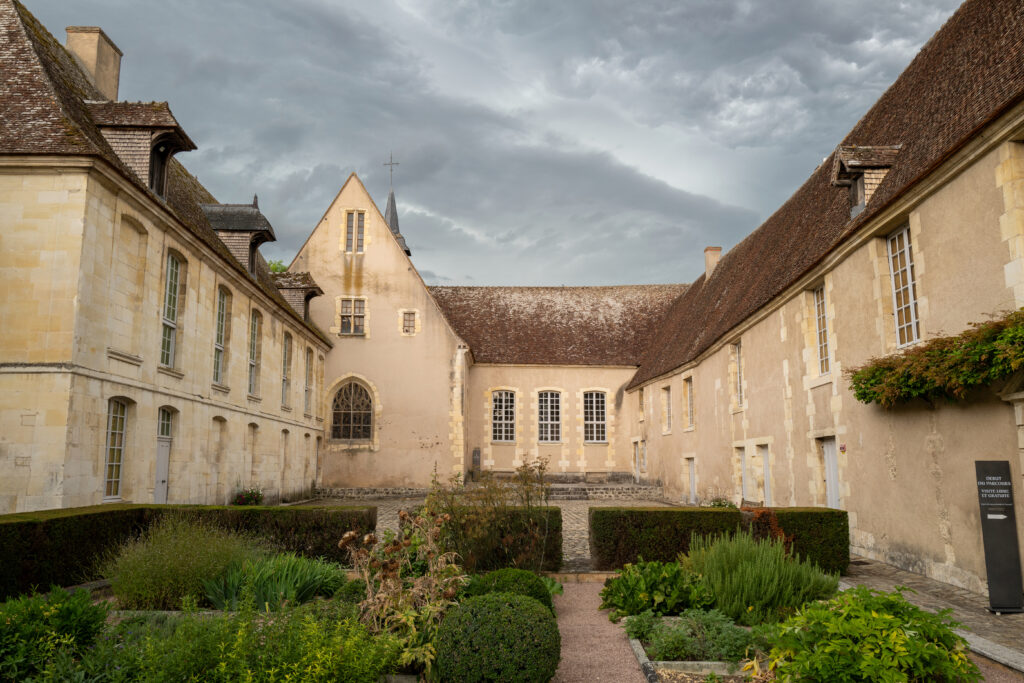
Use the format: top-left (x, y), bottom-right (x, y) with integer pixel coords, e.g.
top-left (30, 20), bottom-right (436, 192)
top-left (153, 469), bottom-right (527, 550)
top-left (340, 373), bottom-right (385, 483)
top-left (30, 0), bottom-right (960, 285)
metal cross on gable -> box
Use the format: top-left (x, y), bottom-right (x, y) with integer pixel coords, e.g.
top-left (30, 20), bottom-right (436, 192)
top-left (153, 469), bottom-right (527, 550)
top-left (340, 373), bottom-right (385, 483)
top-left (384, 152), bottom-right (399, 187)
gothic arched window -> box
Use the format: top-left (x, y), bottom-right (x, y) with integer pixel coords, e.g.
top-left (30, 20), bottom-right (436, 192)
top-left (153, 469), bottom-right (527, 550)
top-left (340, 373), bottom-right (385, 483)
top-left (331, 382), bottom-right (372, 440)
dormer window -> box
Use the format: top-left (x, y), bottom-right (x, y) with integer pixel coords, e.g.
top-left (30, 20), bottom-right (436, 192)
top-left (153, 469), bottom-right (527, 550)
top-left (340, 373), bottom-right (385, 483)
top-left (850, 175), bottom-right (866, 217)
top-left (831, 145), bottom-right (901, 219)
top-left (149, 135), bottom-right (173, 196)
top-left (248, 239), bottom-right (259, 275)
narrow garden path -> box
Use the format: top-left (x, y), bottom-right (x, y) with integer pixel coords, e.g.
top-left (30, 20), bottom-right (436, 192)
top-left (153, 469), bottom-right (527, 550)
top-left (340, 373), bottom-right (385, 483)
top-left (552, 581), bottom-right (646, 683)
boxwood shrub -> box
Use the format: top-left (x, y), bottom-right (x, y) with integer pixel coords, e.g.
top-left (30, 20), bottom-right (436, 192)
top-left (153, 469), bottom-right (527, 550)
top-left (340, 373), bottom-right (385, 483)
top-left (464, 568), bottom-right (553, 611)
top-left (426, 506), bottom-right (563, 572)
top-left (437, 592), bottom-right (560, 682)
top-left (750, 507), bottom-right (849, 575)
top-left (588, 507), bottom-right (741, 570)
top-left (0, 504), bottom-right (375, 600)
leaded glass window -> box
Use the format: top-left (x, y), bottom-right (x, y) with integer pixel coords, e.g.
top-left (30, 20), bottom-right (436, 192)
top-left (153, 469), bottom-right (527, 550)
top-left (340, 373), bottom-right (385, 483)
top-left (492, 390), bottom-right (515, 442)
top-left (538, 391), bottom-right (560, 442)
top-left (331, 382), bottom-right (373, 440)
top-left (887, 226), bottom-right (920, 346)
top-left (160, 253), bottom-right (181, 367)
top-left (104, 399), bottom-right (127, 499)
top-left (583, 391), bottom-right (606, 442)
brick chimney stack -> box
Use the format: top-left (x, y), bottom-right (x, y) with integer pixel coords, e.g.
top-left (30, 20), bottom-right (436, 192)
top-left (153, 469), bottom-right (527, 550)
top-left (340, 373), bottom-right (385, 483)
top-left (65, 27), bottom-right (122, 101)
top-left (704, 246), bottom-right (722, 280)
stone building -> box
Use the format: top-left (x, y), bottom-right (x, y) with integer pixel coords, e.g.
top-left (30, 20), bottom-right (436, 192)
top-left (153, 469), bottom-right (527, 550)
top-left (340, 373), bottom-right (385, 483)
top-left (2, 0), bottom-right (1024, 597)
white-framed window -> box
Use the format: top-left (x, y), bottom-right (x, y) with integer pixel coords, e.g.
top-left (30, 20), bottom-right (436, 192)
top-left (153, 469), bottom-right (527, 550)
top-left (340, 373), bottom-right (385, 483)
top-left (732, 341), bottom-right (744, 407)
top-left (538, 391), bottom-right (561, 442)
top-left (345, 211), bottom-right (365, 253)
top-left (304, 347), bottom-right (313, 414)
top-left (403, 311), bottom-right (416, 335)
top-left (157, 406), bottom-right (172, 437)
top-left (887, 225), bottom-right (920, 346)
top-left (248, 310), bottom-right (262, 396)
top-left (583, 391), bottom-right (606, 443)
top-left (661, 385), bottom-right (672, 432)
top-left (213, 287), bottom-right (230, 384)
top-left (813, 286), bottom-right (830, 375)
top-left (281, 333), bottom-right (292, 407)
top-left (684, 377), bottom-right (694, 428)
top-left (160, 252), bottom-right (182, 367)
top-left (104, 398), bottom-right (128, 499)
top-left (340, 298), bottom-right (365, 335)
top-left (492, 390), bottom-right (515, 442)
top-left (638, 388), bottom-right (644, 420)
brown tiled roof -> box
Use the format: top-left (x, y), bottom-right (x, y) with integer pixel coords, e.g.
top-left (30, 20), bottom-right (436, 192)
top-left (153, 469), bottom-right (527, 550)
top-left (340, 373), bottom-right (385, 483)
top-left (272, 272), bottom-right (323, 294)
top-left (85, 101), bottom-right (180, 128)
top-left (430, 285), bottom-right (687, 366)
top-left (629, 0), bottom-right (1024, 390)
top-left (0, 0), bottom-right (331, 348)
top-left (201, 202), bottom-right (276, 238)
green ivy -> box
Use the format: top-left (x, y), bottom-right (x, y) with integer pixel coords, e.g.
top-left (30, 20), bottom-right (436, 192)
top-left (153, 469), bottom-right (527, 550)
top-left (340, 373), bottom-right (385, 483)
top-left (848, 308), bottom-right (1024, 408)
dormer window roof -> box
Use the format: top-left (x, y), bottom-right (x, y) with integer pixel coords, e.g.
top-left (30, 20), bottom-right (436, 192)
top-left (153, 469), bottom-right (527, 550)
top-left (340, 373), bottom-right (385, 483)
top-left (271, 272), bottom-right (325, 321)
top-left (85, 101), bottom-right (195, 197)
top-left (201, 196), bottom-right (277, 276)
top-left (831, 145), bottom-right (901, 218)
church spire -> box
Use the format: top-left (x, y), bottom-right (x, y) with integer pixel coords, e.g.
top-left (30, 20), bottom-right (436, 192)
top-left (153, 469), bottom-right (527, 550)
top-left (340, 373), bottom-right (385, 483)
top-left (382, 153), bottom-right (411, 256)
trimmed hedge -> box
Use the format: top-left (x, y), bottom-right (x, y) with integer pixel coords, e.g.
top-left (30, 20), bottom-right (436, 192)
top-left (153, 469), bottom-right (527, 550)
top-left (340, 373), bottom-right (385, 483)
top-left (589, 507), bottom-right (741, 570)
top-left (426, 505), bottom-right (563, 572)
top-left (750, 507), bottom-right (850, 575)
top-left (0, 504), bottom-right (375, 600)
top-left (464, 568), bottom-right (553, 611)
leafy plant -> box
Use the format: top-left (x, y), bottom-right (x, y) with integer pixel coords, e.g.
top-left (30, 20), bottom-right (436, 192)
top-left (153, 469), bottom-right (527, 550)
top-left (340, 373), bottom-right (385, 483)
top-left (203, 553), bottom-right (348, 610)
top-left (267, 259), bottom-right (287, 273)
top-left (436, 592), bottom-right (560, 683)
top-left (341, 507), bottom-right (468, 678)
top-left (624, 610), bottom-right (660, 641)
top-left (848, 308), bottom-right (1024, 407)
top-left (646, 609), bottom-right (751, 663)
top-left (599, 559), bottom-right (713, 621)
top-left (426, 460), bottom-right (562, 572)
top-left (101, 514), bottom-right (264, 610)
top-left (0, 587), bottom-right (108, 680)
top-left (751, 586), bottom-right (981, 682)
top-left (686, 531), bottom-right (837, 625)
top-left (465, 568), bottom-right (553, 611)
top-left (540, 575), bottom-right (563, 598)
top-left (231, 486), bottom-right (264, 506)
top-left (707, 498), bottom-right (737, 509)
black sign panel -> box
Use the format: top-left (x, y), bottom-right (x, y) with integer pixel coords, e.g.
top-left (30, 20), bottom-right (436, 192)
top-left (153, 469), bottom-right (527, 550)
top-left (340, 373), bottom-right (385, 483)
top-left (975, 461), bottom-right (1024, 613)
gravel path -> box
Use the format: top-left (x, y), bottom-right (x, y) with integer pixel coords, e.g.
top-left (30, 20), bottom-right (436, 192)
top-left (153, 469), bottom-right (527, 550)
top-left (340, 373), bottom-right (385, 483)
top-left (552, 582), bottom-right (646, 683)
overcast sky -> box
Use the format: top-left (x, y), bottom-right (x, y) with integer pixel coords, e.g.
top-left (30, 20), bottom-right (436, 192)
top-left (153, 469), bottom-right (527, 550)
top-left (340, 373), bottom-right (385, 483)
top-left (32, 0), bottom-right (960, 285)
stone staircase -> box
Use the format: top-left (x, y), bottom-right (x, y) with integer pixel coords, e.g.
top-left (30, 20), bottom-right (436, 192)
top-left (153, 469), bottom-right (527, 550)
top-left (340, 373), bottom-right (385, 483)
top-left (545, 483), bottom-right (665, 501)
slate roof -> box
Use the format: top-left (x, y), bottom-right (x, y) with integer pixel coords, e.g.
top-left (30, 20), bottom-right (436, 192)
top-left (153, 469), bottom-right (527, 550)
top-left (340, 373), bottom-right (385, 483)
top-left (628, 0), bottom-right (1024, 390)
top-left (0, 0), bottom-right (330, 347)
top-left (85, 101), bottom-right (187, 130)
top-left (272, 271), bottom-right (323, 295)
top-left (430, 285), bottom-right (687, 366)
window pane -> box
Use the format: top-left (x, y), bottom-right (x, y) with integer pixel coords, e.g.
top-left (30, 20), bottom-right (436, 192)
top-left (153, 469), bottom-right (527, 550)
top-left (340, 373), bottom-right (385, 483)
top-left (346, 212), bottom-right (354, 251)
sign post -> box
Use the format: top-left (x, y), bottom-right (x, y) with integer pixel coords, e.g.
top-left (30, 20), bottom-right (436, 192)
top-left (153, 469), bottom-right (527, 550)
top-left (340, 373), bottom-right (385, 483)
top-left (975, 461), bottom-right (1024, 614)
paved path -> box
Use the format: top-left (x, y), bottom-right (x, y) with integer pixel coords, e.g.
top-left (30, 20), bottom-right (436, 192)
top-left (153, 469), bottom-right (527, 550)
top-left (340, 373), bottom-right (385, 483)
top-left (319, 496), bottom-right (671, 570)
top-left (843, 556), bottom-right (1024, 673)
top-left (552, 582), bottom-right (646, 683)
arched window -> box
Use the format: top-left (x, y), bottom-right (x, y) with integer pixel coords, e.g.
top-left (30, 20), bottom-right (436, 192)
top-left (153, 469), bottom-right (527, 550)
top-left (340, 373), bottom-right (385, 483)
top-left (331, 382), bottom-right (372, 440)
top-left (104, 398), bottom-right (130, 500)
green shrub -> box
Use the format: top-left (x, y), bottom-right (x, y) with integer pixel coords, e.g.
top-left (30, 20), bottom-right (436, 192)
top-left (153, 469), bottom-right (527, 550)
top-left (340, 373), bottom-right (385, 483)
top-left (759, 586), bottom-right (980, 682)
top-left (465, 568), bottom-right (553, 610)
top-left (766, 508), bottom-right (849, 575)
top-left (624, 610), bottom-right (660, 641)
top-left (686, 532), bottom-right (838, 626)
top-left (203, 553), bottom-right (348, 610)
top-left (50, 598), bottom-right (400, 683)
top-left (599, 559), bottom-right (713, 621)
top-left (646, 609), bottom-right (752, 663)
top-left (437, 592), bottom-right (560, 683)
top-left (588, 507), bottom-right (742, 570)
top-left (336, 578), bottom-right (366, 604)
top-left (0, 586), bottom-right (108, 680)
top-left (102, 515), bottom-right (265, 610)
top-left (0, 504), bottom-right (376, 600)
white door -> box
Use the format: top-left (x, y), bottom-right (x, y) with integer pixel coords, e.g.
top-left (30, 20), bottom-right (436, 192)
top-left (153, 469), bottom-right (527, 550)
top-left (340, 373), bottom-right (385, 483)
top-left (155, 437), bottom-right (170, 504)
top-left (758, 444), bottom-right (772, 507)
top-left (822, 437), bottom-right (840, 508)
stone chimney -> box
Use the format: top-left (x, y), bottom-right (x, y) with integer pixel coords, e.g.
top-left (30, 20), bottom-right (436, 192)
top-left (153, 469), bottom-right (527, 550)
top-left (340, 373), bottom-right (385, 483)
top-left (704, 246), bottom-right (722, 279)
top-left (65, 27), bottom-right (122, 101)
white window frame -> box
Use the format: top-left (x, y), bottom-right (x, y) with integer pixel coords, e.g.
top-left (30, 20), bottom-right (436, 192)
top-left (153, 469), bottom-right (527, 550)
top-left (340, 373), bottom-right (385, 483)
top-left (157, 406), bottom-right (172, 438)
top-left (304, 347), bottom-right (313, 414)
top-left (213, 287), bottom-right (228, 384)
top-left (583, 391), bottom-right (607, 443)
top-left (248, 311), bottom-right (262, 396)
top-left (104, 399), bottom-right (127, 500)
top-left (160, 253), bottom-right (181, 367)
top-left (403, 311), bottom-right (416, 335)
top-left (887, 226), bottom-right (920, 347)
top-left (345, 211), bottom-right (365, 253)
top-left (813, 286), bottom-right (830, 375)
top-left (684, 377), bottom-right (695, 428)
top-left (492, 390), bottom-right (516, 442)
top-left (538, 391), bottom-right (561, 442)
top-left (281, 333), bottom-right (292, 407)
top-left (661, 385), bottom-right (672, 433)
top-left (733, 341), bottom-right (744, 408)
top-left (340, 298), bottom-right (366, 336)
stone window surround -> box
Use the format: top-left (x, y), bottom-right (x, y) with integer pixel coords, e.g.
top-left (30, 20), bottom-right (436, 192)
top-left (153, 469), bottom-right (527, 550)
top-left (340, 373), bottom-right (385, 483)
top-left (682, 375), bottom-right (695, 431)
top-left (582, 389), bottom-right (608, 444)
top-left (159, 248), bottom-right (187, 370)
top-left (398, 308), bottom-right (421, 337)
top-left (661, 384), bottom-right (672, 434)
top-left (536, 389), bottom-right (562, 443)
top-left (330, 296), bottom-right (369, 337)
top-left (324, 373), bottom-right (382, 451)
top-left (490, 388), bottom-right (517, 443)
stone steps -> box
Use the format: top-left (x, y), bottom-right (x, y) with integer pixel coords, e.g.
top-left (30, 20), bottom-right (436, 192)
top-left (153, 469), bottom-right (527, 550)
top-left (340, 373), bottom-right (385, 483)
top-left (545, 484), bottom-right (665, 501)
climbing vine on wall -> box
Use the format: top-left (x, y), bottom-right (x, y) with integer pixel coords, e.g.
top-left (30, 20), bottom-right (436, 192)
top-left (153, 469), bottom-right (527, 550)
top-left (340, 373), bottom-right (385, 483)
top-left (848, 308), bottom-right (1024, 408)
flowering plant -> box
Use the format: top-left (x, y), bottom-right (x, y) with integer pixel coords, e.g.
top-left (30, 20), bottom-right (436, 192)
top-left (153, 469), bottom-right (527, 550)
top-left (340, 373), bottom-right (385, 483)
top-left (231, 486), bottom-right (264, 506)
